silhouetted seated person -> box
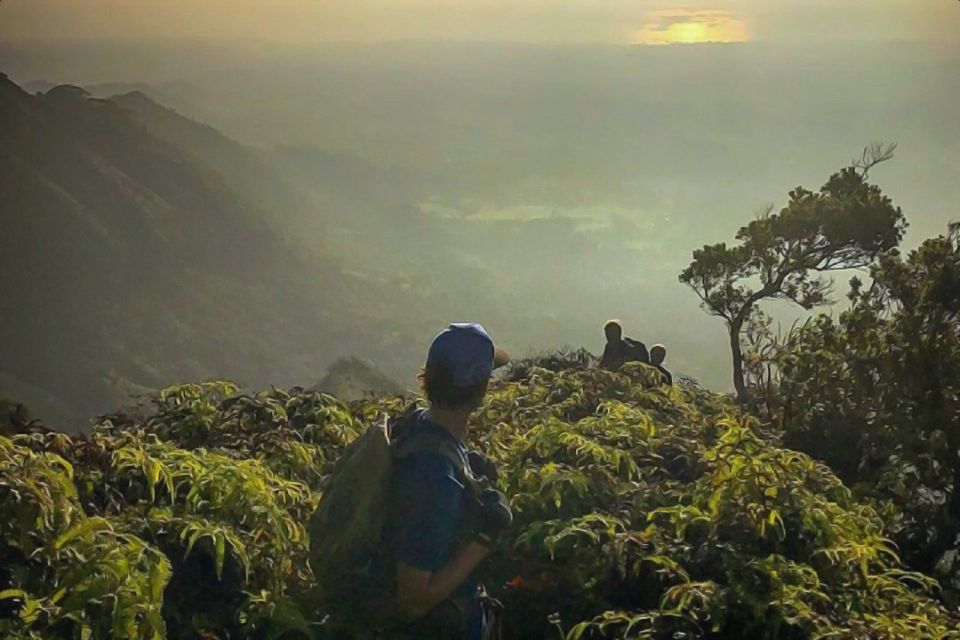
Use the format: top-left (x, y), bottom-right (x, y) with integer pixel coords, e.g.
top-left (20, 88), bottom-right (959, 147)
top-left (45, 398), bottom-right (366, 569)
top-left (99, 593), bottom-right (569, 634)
top-left (649, 344), bottom-right (673, 386)
top-left (599, 319), bottom-right (649, 370)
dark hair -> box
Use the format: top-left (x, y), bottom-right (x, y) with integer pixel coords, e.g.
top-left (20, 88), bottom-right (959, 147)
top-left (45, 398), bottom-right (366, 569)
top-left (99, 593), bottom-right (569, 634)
top-left (650, 344), bottom-right (667, 365)
top-left (604, 319), bottom-right (623, 339)
top-left (417, 363), bottom-right (489, 410)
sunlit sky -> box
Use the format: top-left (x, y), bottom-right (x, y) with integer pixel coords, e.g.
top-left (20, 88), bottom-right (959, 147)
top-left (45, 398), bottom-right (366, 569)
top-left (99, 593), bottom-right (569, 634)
top-left (1, 0), bottom-right (956, 46)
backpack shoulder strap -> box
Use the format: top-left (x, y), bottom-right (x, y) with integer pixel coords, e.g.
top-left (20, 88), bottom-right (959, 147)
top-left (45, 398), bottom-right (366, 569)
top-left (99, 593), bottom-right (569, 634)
top-left (385, 402), bottom-right (421, 438)
top-left (390, 412), bottom-right (479, 495)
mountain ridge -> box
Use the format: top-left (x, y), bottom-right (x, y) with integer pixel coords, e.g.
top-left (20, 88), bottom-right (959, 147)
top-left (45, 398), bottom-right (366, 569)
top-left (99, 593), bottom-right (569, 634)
top-left (108, 89), bottom-right (311, 233)
top-left (0, 74), bottom-right (424, 427)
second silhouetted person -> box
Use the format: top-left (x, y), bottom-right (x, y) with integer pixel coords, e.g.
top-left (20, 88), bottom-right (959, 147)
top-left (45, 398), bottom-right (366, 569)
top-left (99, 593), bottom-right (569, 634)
top-left (599, 319), bottom-right (649, 370)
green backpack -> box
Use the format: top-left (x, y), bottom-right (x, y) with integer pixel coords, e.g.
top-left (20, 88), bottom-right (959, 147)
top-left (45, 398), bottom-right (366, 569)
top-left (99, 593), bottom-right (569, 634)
top-left (307, 405), bottom-right (473, 629)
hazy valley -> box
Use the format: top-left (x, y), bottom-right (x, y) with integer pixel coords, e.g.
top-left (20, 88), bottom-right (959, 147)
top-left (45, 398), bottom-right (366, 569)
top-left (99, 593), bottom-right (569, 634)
top-left (2, 39), bottom-right (958, 426)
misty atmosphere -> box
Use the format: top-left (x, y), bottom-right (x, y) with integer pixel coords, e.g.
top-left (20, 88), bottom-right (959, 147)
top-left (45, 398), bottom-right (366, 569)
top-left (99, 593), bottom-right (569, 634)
top-left (2, 2), bottom-right (960, 639)
top-left (3, 32), bottom-right (958, 425)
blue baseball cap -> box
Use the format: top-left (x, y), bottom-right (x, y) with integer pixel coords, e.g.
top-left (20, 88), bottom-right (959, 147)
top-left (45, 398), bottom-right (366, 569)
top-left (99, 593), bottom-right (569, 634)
top-left (426, 323), bottom-right (510, 388)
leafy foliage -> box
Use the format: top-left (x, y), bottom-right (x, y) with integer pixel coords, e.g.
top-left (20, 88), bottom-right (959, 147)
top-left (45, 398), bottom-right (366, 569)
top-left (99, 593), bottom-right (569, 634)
top-left (759, 224), bottom-right (960, 605)
top-left (0, 435), bottom-right (170, 639)
top-left (2, 358), bottom-right (958, 638)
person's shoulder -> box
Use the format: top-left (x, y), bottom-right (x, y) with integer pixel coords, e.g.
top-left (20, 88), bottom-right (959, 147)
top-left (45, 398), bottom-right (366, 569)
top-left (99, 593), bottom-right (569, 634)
top-left (403, 449), bottom-right (456, 472)
top-left (397, 450), bottom-right (463, 487)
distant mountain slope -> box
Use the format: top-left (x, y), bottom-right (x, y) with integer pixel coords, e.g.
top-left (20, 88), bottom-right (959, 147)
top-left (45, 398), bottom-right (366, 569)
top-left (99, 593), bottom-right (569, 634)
top-left (109, 90), bottom-right (310, 231)
top-left (108, 90), bottom-right (431, 259)
top-left (0, 74), bottom-right (418, 427)
top-left (315, 355), bottom-right (403, 400)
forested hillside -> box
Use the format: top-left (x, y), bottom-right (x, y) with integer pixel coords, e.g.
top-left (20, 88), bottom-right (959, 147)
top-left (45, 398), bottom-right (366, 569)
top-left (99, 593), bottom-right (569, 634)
top-left (0, 75), bottom-right (425, 426)
top-left (4, 358), bottom-right (958, 639)
top-left (3, 2), bottom-right (958, 636)
top-left (3, 82), bottom-right (959, 636)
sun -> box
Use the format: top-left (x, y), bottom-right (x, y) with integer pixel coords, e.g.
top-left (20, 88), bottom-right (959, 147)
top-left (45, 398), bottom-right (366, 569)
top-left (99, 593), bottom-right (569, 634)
top-left (667, 21), bottom-right (711, 44)
top-left (633, 9), bottom-right (749, 46)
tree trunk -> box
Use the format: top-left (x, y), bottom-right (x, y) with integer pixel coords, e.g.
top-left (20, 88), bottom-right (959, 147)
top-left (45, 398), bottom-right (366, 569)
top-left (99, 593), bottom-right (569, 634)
top-left (729, 318), bottom-right (748, 404)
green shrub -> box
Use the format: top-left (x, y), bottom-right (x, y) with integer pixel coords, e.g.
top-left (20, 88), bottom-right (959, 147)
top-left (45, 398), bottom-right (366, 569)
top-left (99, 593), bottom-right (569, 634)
top-left (1, 361), bottom-right (957, 638)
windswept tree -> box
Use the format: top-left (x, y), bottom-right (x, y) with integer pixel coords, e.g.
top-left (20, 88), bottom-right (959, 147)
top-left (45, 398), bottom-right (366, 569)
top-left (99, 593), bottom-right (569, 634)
top-left (679, 145), bottom-right (906, 402)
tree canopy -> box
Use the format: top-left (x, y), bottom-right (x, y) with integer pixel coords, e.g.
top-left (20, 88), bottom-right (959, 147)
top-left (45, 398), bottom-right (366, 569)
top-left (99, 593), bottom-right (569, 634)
top-left (680, 152), bottom-right (906, 400)
top-left (766, 225), bottom-right (960, 592)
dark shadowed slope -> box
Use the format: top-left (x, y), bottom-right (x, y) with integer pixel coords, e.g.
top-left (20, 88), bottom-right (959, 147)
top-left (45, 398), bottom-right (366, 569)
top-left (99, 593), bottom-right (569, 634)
top-left (0, 74), bottom-right (420, 427)
top-left (109, 90), bottom-right (312, 233)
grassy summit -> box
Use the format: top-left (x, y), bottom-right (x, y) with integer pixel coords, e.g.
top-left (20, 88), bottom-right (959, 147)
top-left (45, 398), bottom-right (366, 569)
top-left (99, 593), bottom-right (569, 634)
top-left (1, 357), bottom-right (957, 639)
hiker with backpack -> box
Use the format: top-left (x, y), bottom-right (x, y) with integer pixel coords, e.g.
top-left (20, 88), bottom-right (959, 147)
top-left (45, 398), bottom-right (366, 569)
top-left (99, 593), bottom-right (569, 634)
top-left (309, 323), bottom-right (512, 639)
top-left (598, 319), bottom-right (650, 370)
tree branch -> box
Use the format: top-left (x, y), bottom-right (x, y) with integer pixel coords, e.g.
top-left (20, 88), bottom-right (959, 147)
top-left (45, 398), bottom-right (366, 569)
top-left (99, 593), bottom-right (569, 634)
top-left (853, 142), bottom-right (897, 179)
